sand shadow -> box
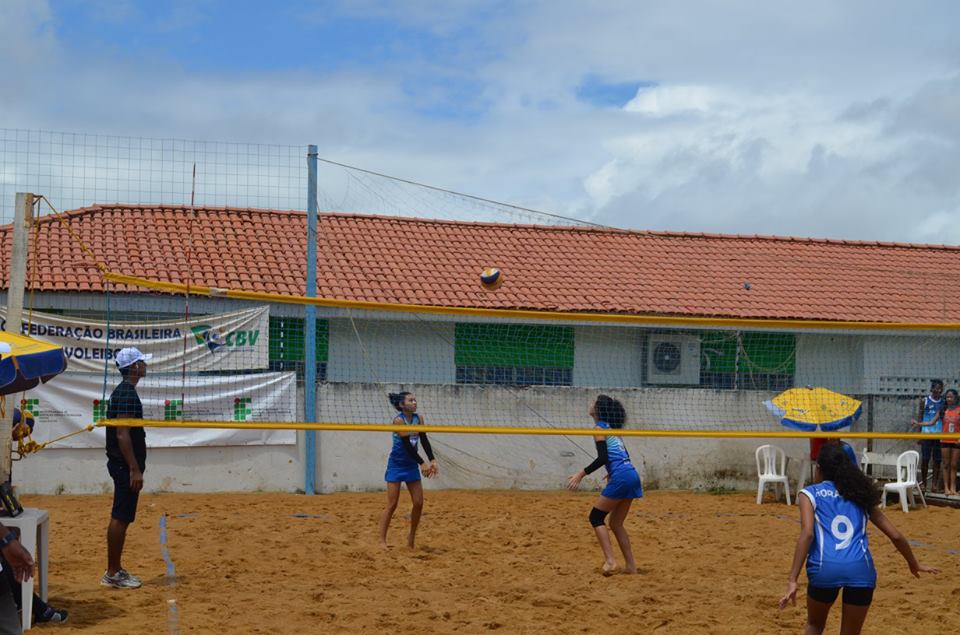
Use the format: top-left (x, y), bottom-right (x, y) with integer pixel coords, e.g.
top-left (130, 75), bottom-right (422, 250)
top-left (42, 594), bottom-right (126, 628)
top-left (142, 574), bottom-right (191, 587)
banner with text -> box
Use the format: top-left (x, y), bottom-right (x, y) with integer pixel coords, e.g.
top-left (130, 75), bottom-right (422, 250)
top-left (0, 306), bottom-right (269, 372)
top-left (24, 371), bottom-right (297, 448)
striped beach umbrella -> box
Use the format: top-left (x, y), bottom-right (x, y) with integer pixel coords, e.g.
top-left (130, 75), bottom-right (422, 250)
top-left (764, 386), bottom-right (862, 432)
top-left (0, 331), bottom-right (67, 395)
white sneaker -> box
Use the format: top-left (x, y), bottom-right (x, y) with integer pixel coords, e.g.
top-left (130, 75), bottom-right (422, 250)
top-left (100, 568), bottom-right (142, 589)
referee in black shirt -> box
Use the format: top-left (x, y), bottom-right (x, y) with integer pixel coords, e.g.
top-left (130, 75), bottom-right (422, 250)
top-left (100, 347), bottom-right (151, 590)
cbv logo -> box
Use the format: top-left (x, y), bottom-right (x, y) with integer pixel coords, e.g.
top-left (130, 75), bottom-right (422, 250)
top-left (191, 326), bottom-right (260, 352)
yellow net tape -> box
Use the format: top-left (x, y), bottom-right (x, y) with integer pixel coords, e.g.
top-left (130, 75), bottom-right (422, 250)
top-left (102, 271), bottom-right (960, 332)
top-left (97, 419), bottom-right (959, 441)
top-left (14, 425), bottom-right (97, 458)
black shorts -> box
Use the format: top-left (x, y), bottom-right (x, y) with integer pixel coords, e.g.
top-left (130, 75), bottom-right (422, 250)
top-left (919, 439), bottom-right (942, 463)
top-left (808, 585), bottom-right (874, 607)
top-left (941, 442), bottom-right (959, 450)
top-left (108, 460), bottom-right (143, 524)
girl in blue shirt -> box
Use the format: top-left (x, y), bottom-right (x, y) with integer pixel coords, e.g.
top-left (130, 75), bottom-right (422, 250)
top-left (779, 444), bottom-right (938, 634)
top-left (567, 395), bottom-right (643, 576)
top-left (377, 392), bottom-right (437, 549)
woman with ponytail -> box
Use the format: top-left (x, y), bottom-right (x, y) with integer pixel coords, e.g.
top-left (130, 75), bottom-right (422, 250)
top-left (567, 395), bottom-right (642, 576)
top-left (779, 444), bottom-right (939, 633)
top-left (378, 392), bottom-right (437, 549)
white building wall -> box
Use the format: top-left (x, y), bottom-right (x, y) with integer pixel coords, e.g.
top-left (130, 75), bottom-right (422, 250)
top-left (14, 444), bottom-right (304, 495)
top-left (327, 319), bottom-right (455, 384)
top-left (317, 383), bottom-right (809, 493)
top-left (573, 327), bottom-right (642, 387)
top-left (863, 335), bottom-right (960, 395)
top-left (13, 387), bottom-right (308, 495)
top-left (13, 378), bottom-right (820, 494)
top-left (795, 334), bottom-right (863, 394)
top-left (8, 308), bottom-right (895, 495)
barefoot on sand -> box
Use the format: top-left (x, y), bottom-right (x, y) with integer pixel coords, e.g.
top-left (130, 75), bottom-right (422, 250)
top-left (601, 563), bottom-right (621, 576)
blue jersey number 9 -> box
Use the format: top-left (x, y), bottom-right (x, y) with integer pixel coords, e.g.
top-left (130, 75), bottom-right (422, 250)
top-left (831, 514), bottom-right (854, 550)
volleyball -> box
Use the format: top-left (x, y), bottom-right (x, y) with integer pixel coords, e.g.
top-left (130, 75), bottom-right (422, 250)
top-left (480, 267), bottom-right (504, 290)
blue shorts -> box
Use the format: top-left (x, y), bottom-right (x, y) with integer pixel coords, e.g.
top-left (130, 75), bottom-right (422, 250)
top-left (385, 462), bottom-right (421, 483)
top-left (601, 468), bottom-right (643, 500)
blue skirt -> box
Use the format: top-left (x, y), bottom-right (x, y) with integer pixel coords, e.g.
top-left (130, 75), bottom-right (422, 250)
top-left (385, 461), bottom-right (421, 484)
top-left (806, 556), bottom-right (877, 589)
top-left (601, 468), bottom-right (643, 500)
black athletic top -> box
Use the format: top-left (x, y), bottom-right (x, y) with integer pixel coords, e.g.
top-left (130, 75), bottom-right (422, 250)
top-left (105, 380), bottom-right (147, 470)
top-left (400, 432), bottom-right (435, 464)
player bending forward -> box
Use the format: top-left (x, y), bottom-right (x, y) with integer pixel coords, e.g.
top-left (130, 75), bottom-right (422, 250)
top-left (567, 395), bottom-right (642, 576)
top-left (779, 443), bottom-right (938, 634)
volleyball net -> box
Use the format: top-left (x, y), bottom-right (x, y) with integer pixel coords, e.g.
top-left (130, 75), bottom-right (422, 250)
top-left (20, 266), bottom-right (960, 445)
top-left (0, 185), bottom-right (953, 449)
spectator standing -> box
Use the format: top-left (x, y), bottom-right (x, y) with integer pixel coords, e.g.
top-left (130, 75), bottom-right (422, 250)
top-left (911, 379), bottom-right (944, 492)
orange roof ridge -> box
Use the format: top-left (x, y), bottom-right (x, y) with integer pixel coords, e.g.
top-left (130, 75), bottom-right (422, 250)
top-left (7, 203), bottom-right (956, 252)
top-left (316, 210), bottom-right (960, 251)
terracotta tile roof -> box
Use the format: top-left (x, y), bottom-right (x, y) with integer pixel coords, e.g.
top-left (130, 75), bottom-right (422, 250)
top-left (1, 203), bottom-right (958, 323)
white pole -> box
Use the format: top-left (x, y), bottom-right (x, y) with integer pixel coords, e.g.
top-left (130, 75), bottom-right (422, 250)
top-left (1, 193), bottom-right (33, 483)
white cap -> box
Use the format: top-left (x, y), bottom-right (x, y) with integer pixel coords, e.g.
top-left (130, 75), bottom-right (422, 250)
top-left (115, 347), bottom-right (153, 369)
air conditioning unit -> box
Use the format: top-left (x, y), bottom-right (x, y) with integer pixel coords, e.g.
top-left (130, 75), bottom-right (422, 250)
top-left (646, 334), bottom-right (701, 385)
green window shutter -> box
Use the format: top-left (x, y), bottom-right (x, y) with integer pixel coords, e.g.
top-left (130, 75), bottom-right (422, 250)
top-left (700, 331), bottom-right (795, 374)
top-left (269, 317), bottom-right (328, 363)
top-left (455, 323), bottom-right (574, 368)
top-left (740, 332), bottom-right (795, 374)
top-left (700, 332), bottom-right (739, 373)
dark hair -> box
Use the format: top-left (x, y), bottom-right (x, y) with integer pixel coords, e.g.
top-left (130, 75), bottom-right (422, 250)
top-left (817, 444), bottom-right (880, 511)
top-left (388, 392), bottom-right (412, 411)
top-left (931, 379), bottom-right (944, 388)
top-left (594, 395), bottom-right (626, 428)
top-left (945, 389), bottom-right (959, 405)
top-left (119, 364), bottom-right (132, 379)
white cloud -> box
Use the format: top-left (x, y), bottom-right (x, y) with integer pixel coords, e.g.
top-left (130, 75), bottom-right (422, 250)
top-left (623, 85), bottom-right (720, 117)
top-left (584, 74), bottom-right (960, 241)
top-left (1, 0), bottom-right (959, 242)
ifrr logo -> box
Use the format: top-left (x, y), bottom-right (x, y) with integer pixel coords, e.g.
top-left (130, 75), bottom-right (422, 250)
top-left (164, 399), bottom-right (183, 421)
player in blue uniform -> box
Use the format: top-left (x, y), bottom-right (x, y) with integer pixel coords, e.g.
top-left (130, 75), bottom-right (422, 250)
top-left (567, 395), bottom-right (643, 576)
top-left (912, 379), bottom-right (944, 492)
top-left (378, 392), bottom-right (437, 549)
top-left (779, 444), bottom-right (938, 634)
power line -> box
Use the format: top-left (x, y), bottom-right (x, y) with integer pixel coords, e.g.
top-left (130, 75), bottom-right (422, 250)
top-left (314, 156), bottom-right (610, 228)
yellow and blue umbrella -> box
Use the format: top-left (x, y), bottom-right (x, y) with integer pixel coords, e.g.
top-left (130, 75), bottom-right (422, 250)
top-left (0, 331), bottom-right (67, 395)
top-left (763, 386), bottom-right (862, 432)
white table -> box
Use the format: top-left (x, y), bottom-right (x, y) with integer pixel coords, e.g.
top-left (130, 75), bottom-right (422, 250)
top-left (860, 451), bottom-right (902, 482)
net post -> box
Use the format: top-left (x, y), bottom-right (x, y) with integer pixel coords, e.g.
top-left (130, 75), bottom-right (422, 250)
top-left (1, 193), bottom-right (33, 483)
top-left (304, 146), bottom-right (319, 495)
top-left (865, 394), bottom-right (875, 471)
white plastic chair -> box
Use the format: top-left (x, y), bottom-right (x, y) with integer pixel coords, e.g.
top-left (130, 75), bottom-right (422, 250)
top-left (2, 508), bottom-right (50, 631)
top-left (882, 450), bottom-right (926, 513)
top-left (756, 445), bottom-right (791, 505)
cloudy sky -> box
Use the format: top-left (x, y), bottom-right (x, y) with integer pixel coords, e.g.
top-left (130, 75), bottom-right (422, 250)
top-left (2, 0), bottom-right (959, 242)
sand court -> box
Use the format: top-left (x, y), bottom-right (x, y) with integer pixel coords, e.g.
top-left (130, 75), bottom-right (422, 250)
top-left (17, 489), bottom-right (960, 633)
